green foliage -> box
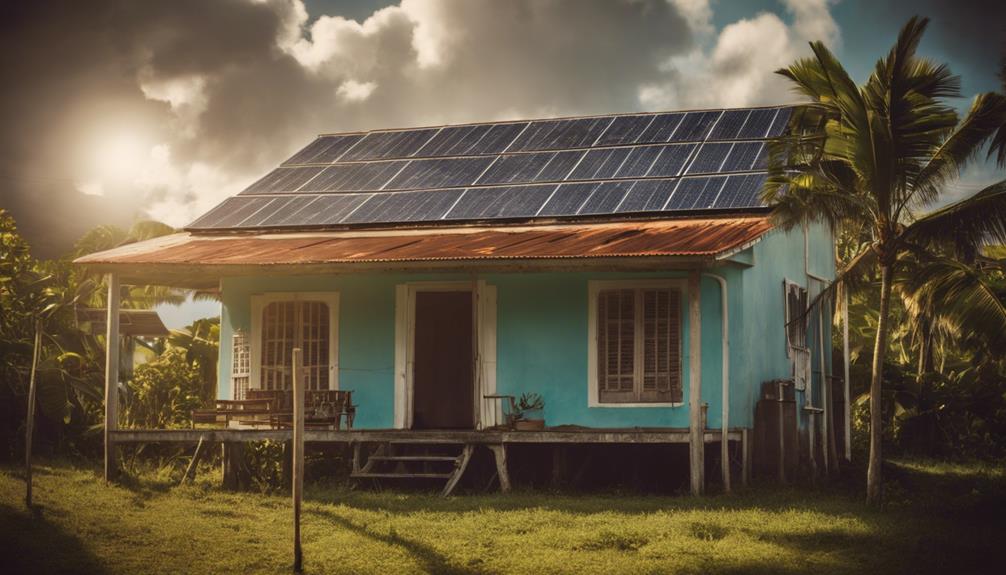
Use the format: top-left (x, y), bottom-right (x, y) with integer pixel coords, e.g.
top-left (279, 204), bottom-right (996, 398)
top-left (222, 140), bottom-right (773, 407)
top-left (122, 349), bottom-right (210, 429)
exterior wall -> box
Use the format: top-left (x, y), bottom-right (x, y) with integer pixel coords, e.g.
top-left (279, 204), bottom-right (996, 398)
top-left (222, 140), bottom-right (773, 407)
top-left (216, 222), bottom-right (835, 431)
top-left (736, 221), bottom-right (836, 432)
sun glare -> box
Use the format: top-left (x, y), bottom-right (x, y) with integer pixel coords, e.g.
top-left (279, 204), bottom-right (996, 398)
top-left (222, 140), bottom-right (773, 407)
top-left (91, 131), bottom-right (148, 183)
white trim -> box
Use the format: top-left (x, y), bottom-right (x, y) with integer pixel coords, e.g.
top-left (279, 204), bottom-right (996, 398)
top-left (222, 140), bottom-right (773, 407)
top-left (587, 278), bottom-right (687, 408)
top-left (250, 291), bottom-right (340, 391)
top-left (393, 281), bottom-right (497, 429)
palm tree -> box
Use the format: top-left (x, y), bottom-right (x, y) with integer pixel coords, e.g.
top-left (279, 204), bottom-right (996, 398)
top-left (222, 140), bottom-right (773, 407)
top-left (766, 16), bottom-right (1006, 506)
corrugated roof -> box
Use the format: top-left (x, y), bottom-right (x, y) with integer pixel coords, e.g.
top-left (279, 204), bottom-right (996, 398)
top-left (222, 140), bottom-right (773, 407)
top-left (75, 309), bottom-right (170, 337)
top-left (187, 105), bottom-right (789, 232)
top-left (77, 216), bottom-right (772, 267)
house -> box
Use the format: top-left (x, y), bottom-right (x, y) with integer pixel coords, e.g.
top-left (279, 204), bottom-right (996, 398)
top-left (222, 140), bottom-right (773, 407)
top-left (76, 105), bottom-right (844, 494)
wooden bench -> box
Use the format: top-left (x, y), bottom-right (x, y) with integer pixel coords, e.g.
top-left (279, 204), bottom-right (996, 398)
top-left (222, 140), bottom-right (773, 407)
top-left (245, 389), bottom-right (356, 429)
top-left (191, 399), bottom-right (274, 428)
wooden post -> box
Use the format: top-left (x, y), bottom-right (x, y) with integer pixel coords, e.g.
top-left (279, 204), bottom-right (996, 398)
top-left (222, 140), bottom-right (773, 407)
top-left (842, 286), bottom-right (852, 461)
top-left (741, 428), bottom-right (751, 487)
top-left (688, 271), bottom-right (704, 496)
top-left (487, 444), bottom-right (511, 493)
top-left (180, 436), bottom-right (207, 485)
top-left (104, 274), bottom-right (120, 482)
top-left (292, 348), bottom-right (305, 573)
top-left (818, 306), bottom-right (830, 475)
top-left (24, 319), bottom-right (41, 508)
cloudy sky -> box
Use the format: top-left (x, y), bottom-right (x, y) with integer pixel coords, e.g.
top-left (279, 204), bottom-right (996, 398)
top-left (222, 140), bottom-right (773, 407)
top-left (2, 0), bottom-right (1004, 258)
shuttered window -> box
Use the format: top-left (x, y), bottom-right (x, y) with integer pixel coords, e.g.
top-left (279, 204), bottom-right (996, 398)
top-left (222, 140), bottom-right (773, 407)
top-left (785, 282), bottom-right (808, 350)
top-left (597, 287), bottom-right (682, 403)
top-left (261, 300), bottom-right (330, 391)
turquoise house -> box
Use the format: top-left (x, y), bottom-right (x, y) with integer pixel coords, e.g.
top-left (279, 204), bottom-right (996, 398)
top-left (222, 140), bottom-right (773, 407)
top-left (79, 105), bottom-right (841, 492)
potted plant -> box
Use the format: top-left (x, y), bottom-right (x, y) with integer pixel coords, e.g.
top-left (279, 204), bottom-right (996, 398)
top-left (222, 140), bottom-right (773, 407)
top-left (513, 392), bottom-right (545, 430)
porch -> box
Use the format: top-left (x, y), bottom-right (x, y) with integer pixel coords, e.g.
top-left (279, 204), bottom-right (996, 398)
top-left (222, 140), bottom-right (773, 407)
top-left (109, 426), bottom-right (751, 496)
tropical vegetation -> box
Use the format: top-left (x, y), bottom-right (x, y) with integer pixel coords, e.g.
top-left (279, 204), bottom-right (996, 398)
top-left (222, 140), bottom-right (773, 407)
top-left (766, 16), bottom-right (1006, 505)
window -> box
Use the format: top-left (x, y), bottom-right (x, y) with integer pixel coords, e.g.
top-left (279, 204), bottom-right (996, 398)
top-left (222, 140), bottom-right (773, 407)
top-left (231, 330), bottom-right (250, 400)
top-left (785, 281), bottom-right (808, 350)
top-left (590, 281), bottom-right (683, 405)
top-left (251, 293), bottom-right (338, 392)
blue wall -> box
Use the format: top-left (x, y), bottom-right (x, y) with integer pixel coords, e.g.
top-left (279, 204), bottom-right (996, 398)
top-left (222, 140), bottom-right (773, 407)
top-left (217, 222), bottom-right (834, 431)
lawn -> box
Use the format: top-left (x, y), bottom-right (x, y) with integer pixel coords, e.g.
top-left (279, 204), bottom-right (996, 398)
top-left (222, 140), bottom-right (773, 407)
top-left (1, 458), bottom-right (1004, 574)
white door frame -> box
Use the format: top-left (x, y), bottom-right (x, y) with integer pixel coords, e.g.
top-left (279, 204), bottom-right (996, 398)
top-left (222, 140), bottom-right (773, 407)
top-left (394, 281), bottom-right (497, 429)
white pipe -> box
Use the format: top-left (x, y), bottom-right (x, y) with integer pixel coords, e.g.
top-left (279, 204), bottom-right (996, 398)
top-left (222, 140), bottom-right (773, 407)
top-left (703, 272), bottom-right (730, 493)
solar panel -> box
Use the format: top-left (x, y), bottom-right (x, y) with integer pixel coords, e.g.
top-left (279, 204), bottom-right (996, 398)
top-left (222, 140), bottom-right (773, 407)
top-left (615, 146), bottom-right (664, 178)
top-left (666, 176), bottom-right (727, 210)
top-left (615, 179), bottom-right (678, 212)
top-left (340, 128), bottom-right (439, 161)
top-left (737, 109), bottom-right (776, 139)
top-left (713, 173), bottom-right (768, 209)
top-left (639, 113), bottom-right (684, 143)
top-left (345, 189), bottom-right (464, 223)
top-left (283, 135), bottom-right (364, 165)
top-left (468, 122), bottom-right (528, 155)
top-left (671, 111), bottom-right (721, 142)
top-left (578, 181), bottom-right (633, 214)
top-left (188, 196), bottom-right (274, 228)
top-left (646, 144), bottom-right (696, 177)
top-left (537, 150), bottom-right (584, 181)
top-left (538, 182), bottom-right (597, 216)
top-left (386, 157), bottom-right (494, 190)
top-left (686, 143), bottom-right (732, 175)
top-left (596, 115), bottom-right (654, 146)
top-left (708, 110), bottom-right (749, 140)
top-left (240, 167), bottom-right (325, 194)
top-left (190, 105), bottom-right (785, 229)
top-left (446, 185), bottom-right (556, 220)
top-left (415, 124), bottom-right (492, 157)
top-left (299, 194), bottom-right (372, 225)
top-left (508, 117), bottom-right (610, 152)
top-left (767, 107), bottom-right (791, 137)
top-left (299, 161), bottom-right (404, 193)
top-left (477, 153), bottom-right (555, 185)
top-left (721, 142), bottom-right (762, 172)
top-left (569, 148), bottom-right (633, 180)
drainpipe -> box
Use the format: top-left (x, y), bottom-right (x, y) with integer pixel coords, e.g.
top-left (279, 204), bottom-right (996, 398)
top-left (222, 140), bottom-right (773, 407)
top-left (703, 272), bottom-right (730, 493)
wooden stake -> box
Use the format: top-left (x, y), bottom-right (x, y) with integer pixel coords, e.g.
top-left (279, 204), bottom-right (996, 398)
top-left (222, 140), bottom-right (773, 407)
top-left (180, 436), bottom-right (207, 485)
top-left (104, 274), bottom-right (121, 483)
top-left (688, 271), bottom-right (704, 496)
top-left (292, 348), bottom-right (305, 573)
top-left (25, 319), bottom-right (41, 508)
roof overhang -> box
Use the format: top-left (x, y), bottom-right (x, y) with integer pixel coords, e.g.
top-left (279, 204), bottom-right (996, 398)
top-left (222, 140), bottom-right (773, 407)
top-left (74, 216), bottom-right (773, 288)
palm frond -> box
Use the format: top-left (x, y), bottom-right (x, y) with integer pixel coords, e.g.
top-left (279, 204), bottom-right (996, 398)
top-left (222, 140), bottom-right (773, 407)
top-left (904, 179), bottom-right (1006, 257)
top-left (909, 93), bottom-right (1006, 212)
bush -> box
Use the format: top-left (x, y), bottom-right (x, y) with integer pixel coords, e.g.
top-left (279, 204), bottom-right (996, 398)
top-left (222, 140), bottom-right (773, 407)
top-left (122, 348), bottom-right (209, 429)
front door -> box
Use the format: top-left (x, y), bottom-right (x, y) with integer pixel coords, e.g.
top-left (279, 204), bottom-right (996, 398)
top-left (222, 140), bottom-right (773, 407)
top-left (412, 291), bottom-right (474, 429)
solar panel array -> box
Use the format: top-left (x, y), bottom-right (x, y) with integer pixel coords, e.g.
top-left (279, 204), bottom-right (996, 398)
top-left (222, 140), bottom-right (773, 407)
top-left (188, 106), bottom-right (789, 230)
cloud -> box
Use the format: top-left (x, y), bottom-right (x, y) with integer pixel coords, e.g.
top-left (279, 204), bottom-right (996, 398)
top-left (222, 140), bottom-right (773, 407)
top-left (0, 0), bottom-right (844, 255)
top-left (640, 0), bottom-right (840, 109)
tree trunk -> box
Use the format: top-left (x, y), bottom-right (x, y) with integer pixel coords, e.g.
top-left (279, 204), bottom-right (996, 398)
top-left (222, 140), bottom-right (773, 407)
top-left (867, 263), bottom-right (894, 507)
top-left (915, 321), bottom-right (936, 455)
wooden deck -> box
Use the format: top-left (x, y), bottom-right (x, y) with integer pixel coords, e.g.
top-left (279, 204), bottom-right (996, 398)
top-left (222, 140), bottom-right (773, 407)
top-left (111, 427), bottom-right (745, 445)
top-left (111, 427), bottom-right (751, 495)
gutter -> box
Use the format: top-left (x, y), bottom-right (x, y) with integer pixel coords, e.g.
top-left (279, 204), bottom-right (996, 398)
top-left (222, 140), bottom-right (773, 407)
top-left (703, 272), bottom-right (730, 493)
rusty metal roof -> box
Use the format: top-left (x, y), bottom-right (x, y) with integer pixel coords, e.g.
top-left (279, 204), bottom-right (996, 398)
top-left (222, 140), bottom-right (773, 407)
top-left (76, 217), bottom-right (772, 269)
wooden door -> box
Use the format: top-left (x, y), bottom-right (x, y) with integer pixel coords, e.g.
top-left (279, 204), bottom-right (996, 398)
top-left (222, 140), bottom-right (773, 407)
top-left (412, 291), bottom-right (474, 429)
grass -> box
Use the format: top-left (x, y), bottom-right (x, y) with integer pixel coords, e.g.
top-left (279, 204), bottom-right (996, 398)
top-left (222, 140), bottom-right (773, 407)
top-left (1, 457), bottom-right (1004, 574)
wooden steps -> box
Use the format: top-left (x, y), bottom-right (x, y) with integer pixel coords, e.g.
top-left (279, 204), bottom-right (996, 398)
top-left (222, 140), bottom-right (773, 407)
top-left (351, 472), bottom-right (454, 479)
top-left (351, 442), bottom-right (474, 496)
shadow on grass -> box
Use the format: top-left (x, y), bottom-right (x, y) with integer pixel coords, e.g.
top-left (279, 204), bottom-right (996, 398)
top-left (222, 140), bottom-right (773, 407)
top-left (0, 502), bottom-right (109, 575)
top-left (310, 507), bottom-right (482, 575)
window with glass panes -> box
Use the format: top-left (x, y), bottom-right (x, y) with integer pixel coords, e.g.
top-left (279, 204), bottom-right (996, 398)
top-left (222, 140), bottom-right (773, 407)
top-left (596, 287), bottom-right (682, 403)
top-left (260, 300), bottom-right (330, 391)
